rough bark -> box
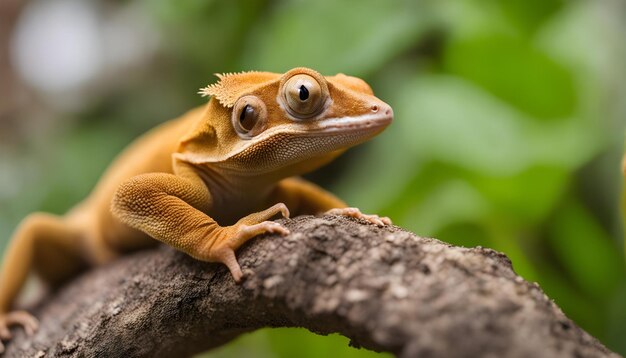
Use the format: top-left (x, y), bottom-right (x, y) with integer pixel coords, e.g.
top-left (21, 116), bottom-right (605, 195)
top-left (4, 215), bottom-right (619, 358)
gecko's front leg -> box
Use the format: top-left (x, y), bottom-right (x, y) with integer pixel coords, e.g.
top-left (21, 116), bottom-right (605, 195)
top-left (112, 163), bottom-right (291, 282)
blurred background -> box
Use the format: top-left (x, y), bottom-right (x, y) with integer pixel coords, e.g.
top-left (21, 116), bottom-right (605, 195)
top-left (1, 0), bottom-right (625, 356)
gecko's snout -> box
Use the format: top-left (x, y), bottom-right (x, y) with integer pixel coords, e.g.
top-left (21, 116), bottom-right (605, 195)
top-left (370, 102), bottom-right (393, 117)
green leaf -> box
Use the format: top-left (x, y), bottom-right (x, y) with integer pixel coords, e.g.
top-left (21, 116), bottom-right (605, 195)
top-left (547, 197), bottom-right (624, 300)
top-left (443, 34), bottom-right (576, 119)
top-left (496, 0), bottom-right (565, 34)
top-left (240, 0), bottom-right (432, 76)
top-left (390, 74), bottom-right (598, 173)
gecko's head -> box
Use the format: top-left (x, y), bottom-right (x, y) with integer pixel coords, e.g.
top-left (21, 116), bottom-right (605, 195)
top-left (183, 67), bottom-right (392, 176)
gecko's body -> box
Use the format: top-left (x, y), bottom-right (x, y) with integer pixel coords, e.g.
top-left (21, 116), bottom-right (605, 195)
top-left (0, 68), bottom-right (393, 352)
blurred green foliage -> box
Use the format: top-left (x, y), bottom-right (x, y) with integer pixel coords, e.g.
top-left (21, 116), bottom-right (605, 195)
top-left (1, 0), bottom-right (625, 356)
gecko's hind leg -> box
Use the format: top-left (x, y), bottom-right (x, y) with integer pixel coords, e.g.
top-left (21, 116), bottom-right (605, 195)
top-left (0, 213), bottom-right (88, 353)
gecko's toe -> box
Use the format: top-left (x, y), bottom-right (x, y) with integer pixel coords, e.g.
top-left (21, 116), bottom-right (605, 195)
top-left (239, 221), bottom-right (289, 238)
top-left (265, 222), bottom-right (290, 235)
top-left (1, 311), bottom-right (38, 337)
top-left (0, 310), bottom-right (39, 354)
top-left (214, 247), bottom-right (243, 282)
top-left (370, 216), bottom-right (385, 227)
top-left (361, 214), bottom-right (384, 227)
top-left (0, 325), bottom-right (10, 341)
top-left (15, 312), bottom-right (37, 336)
top-left (230, 268), bottom-right (244, 283)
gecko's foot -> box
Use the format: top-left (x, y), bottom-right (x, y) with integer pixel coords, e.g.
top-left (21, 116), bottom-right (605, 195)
top-left (326, 207), bottom-right (392, 227)
top-left (0, 311), bottom-right (39, 354)
top-left (211, 221), bottom-right (290, 283)
top-left (237, 221), bottom-right (290, 239)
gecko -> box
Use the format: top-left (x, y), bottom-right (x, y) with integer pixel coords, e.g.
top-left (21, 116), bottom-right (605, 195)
top-left (0, 67), bottom-right (393, 352)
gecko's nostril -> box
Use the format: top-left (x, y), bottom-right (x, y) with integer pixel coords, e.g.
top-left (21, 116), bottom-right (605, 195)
top-left (371, 105), bottom-right (379, 113)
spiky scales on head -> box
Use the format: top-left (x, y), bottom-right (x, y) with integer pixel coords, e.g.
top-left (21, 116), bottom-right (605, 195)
top-left (199, 71), bottom-right (281, 108)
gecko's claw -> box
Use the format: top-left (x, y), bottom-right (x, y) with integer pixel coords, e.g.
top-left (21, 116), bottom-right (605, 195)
top-left (0, 310), bottom-right (39, 353)
top-left (275, 203), bottom-right (290, 219)
top-left (326, 207), bottom-right (392, 227)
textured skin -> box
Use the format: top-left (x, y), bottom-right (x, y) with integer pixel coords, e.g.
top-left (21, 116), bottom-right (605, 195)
top-left (0, 67), bottom-right (393, 353)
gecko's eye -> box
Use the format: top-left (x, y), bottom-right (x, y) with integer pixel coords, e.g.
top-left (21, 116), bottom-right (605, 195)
top-left (282, 74), bottom-right (326, 119)
top-left (232, 96), bottom-right (267, 139)
top-left (239, 105), bottom-right (256, 131)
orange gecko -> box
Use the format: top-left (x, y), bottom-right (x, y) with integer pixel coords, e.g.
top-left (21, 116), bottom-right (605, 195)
top-left (0, 67), bottom-right (393, 352)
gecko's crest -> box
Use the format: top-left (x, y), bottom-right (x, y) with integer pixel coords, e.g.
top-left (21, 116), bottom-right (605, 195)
top-left (198, 70), bottom-right (280, 108)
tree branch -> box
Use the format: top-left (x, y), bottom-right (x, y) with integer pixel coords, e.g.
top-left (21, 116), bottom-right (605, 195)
top-left (4, 215), bottom-right (618, 357)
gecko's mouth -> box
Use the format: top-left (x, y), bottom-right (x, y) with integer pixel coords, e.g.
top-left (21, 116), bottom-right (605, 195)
top-left (238, 110), bottom-right (393, 155)
top-left (312, 111), bottom-right (393, 134)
